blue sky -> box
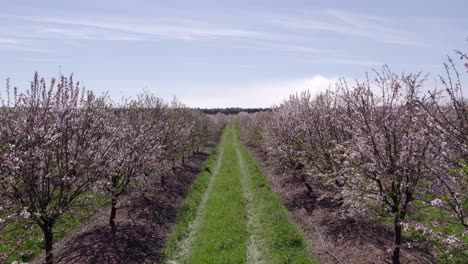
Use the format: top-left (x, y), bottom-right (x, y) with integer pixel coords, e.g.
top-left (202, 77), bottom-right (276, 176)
top-left (1, 0), bottom-right (467, 107)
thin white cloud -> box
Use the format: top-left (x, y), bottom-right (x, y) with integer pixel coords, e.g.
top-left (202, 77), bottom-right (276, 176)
top-left (0, 38), bottom-right (51, 53)
top-left (300, 58), bottom-right (382, 66)
top-left (269, 9), bottom-right (425, 47)
top-left (12, 15), bottom-right (268, 41)
top-left (0, 8), bottom-right (427, 54)
top-left (181, 75), bottom-right (336, 108)
top-left (272, 44), bottom-right (335, 54)
top-left (39, 27), bottom-right (143, 41)
top-left (0, 38), bottom-right (18, 44)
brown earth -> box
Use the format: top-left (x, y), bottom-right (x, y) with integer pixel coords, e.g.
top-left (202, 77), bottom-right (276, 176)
top-left (32, 148), bottom-right (213, 264)
top-left (247, 144), bottom-right (436, 264)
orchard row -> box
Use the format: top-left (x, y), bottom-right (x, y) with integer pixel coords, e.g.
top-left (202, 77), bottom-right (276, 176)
top-left (0, 73), bottom-right (227, 264)
top-left (239, 52), bottom-right (467, 263)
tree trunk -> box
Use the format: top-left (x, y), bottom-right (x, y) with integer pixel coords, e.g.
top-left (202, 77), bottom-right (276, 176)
top-left (160, 174), bottom-right (166, 187)
top-left (109, 196), bottom-right (117, 232)
top-left (300, 174), bottom-right (313, 197)
top-left (392, 214), bottom-right (402, 264)
top-left (42, 220), bottom-right (55, 264)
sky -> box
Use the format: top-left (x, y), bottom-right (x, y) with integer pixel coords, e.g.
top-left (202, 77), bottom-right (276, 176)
top-left (1, 0), bottom-right (467, 108)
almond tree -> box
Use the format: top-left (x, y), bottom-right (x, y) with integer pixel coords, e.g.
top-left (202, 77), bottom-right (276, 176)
top-left (0, 73), bottom-right (109, 264)
top-left (403, 53), bottom-right (467, 261)
top-left (163, 99), bottom-right (196, 170)
top-left (262, 94), bottom-right (308, 170)
top-left (337, 68), bottom-right (432, 264)
top-left (209, 112), bottom-right (230, 135)
top-left (240, 52), bottom-right (467, 262)
top-left (103, 97), bottom-right (165, 232)
top-left (255, 90), bottom-right (350, 196)
top-left (292, 90), bottom-right (351, 191)
top-left (189, 111), bottom-right (212, 154)
top-left (417, 55), bottom-right (467, 228)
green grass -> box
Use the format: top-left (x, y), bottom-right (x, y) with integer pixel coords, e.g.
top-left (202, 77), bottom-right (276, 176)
top-left (234, 127), bottom-right (316, 264)
top-left (406, 199), bottom-right (468, 263)
top-left (162, 134), bottom-right (224, 262)
top-left (187, 125), bottom-right (248, 263)
top-left (164, 123), bottom-right (317, 264)
top-left (0, 193), bottom-right (110, 263)
top-left (376, 186), bottom-right (468, 263)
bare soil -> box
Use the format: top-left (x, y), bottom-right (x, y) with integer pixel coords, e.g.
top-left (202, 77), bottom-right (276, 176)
top-left (247, 144), bottom-right (436, 264)
top-left (32, 150), bottom-right (212, 264)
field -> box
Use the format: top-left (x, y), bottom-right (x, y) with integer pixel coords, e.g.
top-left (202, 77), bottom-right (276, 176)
top-left (0, 67), bottom-right (467, 264)
top-left (0, 3), bottom-right (467, 263)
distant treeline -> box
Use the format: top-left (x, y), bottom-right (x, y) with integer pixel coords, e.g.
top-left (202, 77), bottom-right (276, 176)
top-left (198, 107), bottom-right (271, 115)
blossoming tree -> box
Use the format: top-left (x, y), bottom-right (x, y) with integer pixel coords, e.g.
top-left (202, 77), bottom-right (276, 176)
top-left (0, 74), bottom-right (110, 264)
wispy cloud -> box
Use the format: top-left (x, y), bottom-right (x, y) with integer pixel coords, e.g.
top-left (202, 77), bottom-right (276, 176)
top-left (300, 57), bottom-right (383, 66)
top-left (269, 9), bottom-right (425, 47)
top-left (9, 15), bottom-right (268, 41)
top-left (0, 37), bottom-right (52, 53)
top-left (272, 44), bottom-right (335, 54)
top-left (38, 27), bottom-right (143, 41)
top-left (0, 38), bottom-right (18, 44)
top-left (0, 8), bottom-right (427, 54)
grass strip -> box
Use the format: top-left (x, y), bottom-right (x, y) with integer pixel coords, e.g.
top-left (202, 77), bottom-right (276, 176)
top-left (186, 124), bottom-right (248, 263)
top-left (163, 128), bottom-right (227, 263)
top-left (234, 126), bottom-right (318, 264)
top-left (164, 124), bottom-right (318, 264)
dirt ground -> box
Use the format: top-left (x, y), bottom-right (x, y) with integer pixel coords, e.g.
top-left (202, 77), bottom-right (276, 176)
top-left (32, 150), bottom-right (212, 264)
top-left (248, 145), bottom-right (436, 264)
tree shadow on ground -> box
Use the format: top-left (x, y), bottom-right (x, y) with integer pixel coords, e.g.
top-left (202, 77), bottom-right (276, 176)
top-left (250, 146), bottom-right (436, 264)
top-left (38, 152), bottom-right (210, 264)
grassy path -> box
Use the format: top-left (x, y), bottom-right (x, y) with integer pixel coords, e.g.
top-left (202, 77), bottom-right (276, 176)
top-left (166, 133), bottom-right (226, 264)
top-left (164, 124), bottom-right (316, 264)
top-left (234, 128), bottom-right (263, 264)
